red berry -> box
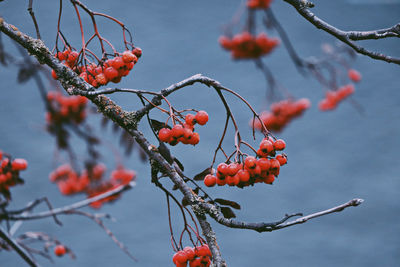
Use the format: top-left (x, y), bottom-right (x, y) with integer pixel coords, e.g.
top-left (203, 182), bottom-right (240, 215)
top-left (189, 258), bottom-right (202, 267)
top-left (189, 132), bottom-right (200, 145)
top-left (122, 50), bottom-right (137, 63)
top-left (259, 140), bottom-right (274, 154)
top-left (264, 174), bottom-right (275, 184)
top-left (51, 69), bottom-right (58, 80)
top-left (104, 67), bottom-right (119, 80)
top-left (257, 158), bottom-right (270, 171)
top-left (185, 114), bottom-right (196, 125)
top-left (196, 244), bottom-right (211, 257)
top-left (112, 57), bottom-right (125, 69)
top-left (172, 251), bottom-right (188, 264)
top-left (348, 69), bottom-right (361, 82)
top-left (183, 247), bottom-right (196, 261)
top-left (195, 111), bottom-right (209, 125)
top-left (237, 169), bottom-right (250, 182)
top-left (11, 158), bottom-right (28, 171)
top-left (216, 177), bottom-right (226, 186)
top-left (227, 163), bottom-right (239, 176)
top-left (95, 73), bottom-right (108, 85)
top-left (273, 139), bottom-right (286, 151)
top-left (56, 51), bottom-right (65, 61)
top-left (244, 156), bottom-right (257, 169)
top-left (204, 174), bottom-right (217, 187)
top-left (132, 47), bottom-right (142, 58)
top-left (158, 128), bottom-right (171, 142)
top-left (276, 154), bottom-right (287, 165)
top-left (54, 245), bottom-right (66, 257)
top-left (270, 158), bottom-right (280, 170)
top-left (217, 163), bottom-right (228, 176)
top-left (226, 174), bottom-right (240, 186)
top-left (171, 124), bottom-right (184, 139)
top-left (66, 51), bottom-right (79, 65)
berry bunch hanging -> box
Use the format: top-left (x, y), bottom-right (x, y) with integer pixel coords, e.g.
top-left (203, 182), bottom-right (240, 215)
top-left (52, 48), bottom-right (142, 88)
top-left (49, 163), bottom-right (135, 208)
top-left (0, 150), bottom-right (27, 200)
top-left (204, 137), bottom-right (287, 188)
top-left (172, 245), bottom-right (212, 267)
top-left (46, 91), bottom-right (88, 125)
top-left (158, 111), bottom-right (209, 146)
top-left (219, 32), bottom-right (279, 59)
top-left (251, 98), bottom-right (310, 133)
top-left (319, 84), bottom-right (355, 111)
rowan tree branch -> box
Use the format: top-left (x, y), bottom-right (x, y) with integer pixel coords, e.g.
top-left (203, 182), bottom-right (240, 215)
top-left (282, 0), bottom-right (400, 65)
top-left (0, 18), bottom-right (364, 267)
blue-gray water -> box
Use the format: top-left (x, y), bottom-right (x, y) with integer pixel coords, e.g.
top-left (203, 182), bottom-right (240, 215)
top-left (1, 1), bottom-right (399, 266)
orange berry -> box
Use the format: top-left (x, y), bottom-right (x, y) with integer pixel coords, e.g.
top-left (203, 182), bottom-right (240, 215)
top-left (264, 174), bottom-right (275, 184)
top-left (122, 50), bottom-right (137, 63)
top-left (11, 158), bottom-right (28, 171)
top-left (172, 251), bottom-right (188, 264)
top-left (171, 124), bottom-right (184, 139)
top-left (227, 163), bottom-right (240, 176)
top-left (104, 67), bottom-right (119, 80)
top-left (204, 174), bottom-right (217, 187)
top-left (189, 132), bottom-right (200, 145)
top-left (112, 57), bottom-right (125, 70)
top-left (273, 139), bottom-right (286, 151)
top-left (216, 177), bottom-right (226, 186)
top-left (66, 51), bottom-right (79, 65)
top-left (257, 158), bottom-right (270, 171)
top-left (132, 47), bottom-right (142, 58)
top-left (185, 113), bottom-right (196, 125)
top-left (51, 69), bottom-right (58, 80)
top-left (183, 247), bottom-right (196, 261)
top-left (95, 73), bottom-right (108, 85)
top-left (54, 245), bottom-right (66, 257)
top-left (217, 163), bottom-right (228, 176)
top-left (276, 154), bottom-right (287, 165)
top-left (348, 69), bottom-right (361, 82)
top-left (195, 111), bottom-right (209, 125)
top-left (158, 128), bottom-right (171, 142)
top-left (259, 140), bottom-right (274, 154)
top-left (237, 169), bottom-right (250, 182)
top-left (244, 156), bottom-right (257, 169)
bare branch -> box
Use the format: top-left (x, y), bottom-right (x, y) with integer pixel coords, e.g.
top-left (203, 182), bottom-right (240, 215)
top-left (283, 0), bottom-right (400, 65)
top-left (4, 182), bottom-right (135, 221)
top-left (68, 210), bottom-right (138, 262)
top-left (199, 198), bottom-right (363, 232)
top-left (0, 226), bottom-right (39, 267)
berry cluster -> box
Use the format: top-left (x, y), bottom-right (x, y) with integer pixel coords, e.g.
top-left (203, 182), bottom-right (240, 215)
top-left (247, 0), bottom-right (273, 9)
top-left (46, 91), bottom-right (88, 125)
top-left (172, 245), bottom-right (212, 267)
top-left (204, 137), bottom-right (287, 188)
top-left (318, 84), bottom-right (355, 111)
top-left (158, 111), bottom-right (209, 146)
top-left (54, 245), bottom-right (67, 257)
top-left (219, 32), bottom-right (279, 59)
top-left (52, 48), bottom-right (142, 88)
top-left (0, 151), bottom-right (27, 199)
top-left (348, 69), bottom-right (361, 83)
top-left (50, 163), bottom-right (135, 208)
top-left (252, 98), bottom-right (310, 133)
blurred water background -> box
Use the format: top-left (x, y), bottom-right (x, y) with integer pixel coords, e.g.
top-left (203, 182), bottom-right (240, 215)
top-left (0, 0), bottom-right (400, 266)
